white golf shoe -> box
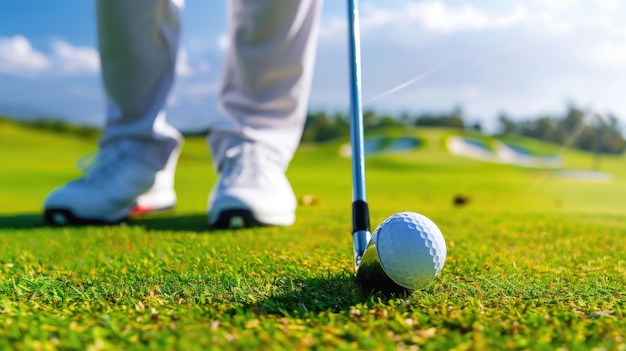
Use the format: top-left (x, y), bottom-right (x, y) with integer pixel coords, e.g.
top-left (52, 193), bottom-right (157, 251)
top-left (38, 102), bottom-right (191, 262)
top-left (208, 142), bottom-right (297, 229)
top-left (44, 149), bottom-right (178, 225)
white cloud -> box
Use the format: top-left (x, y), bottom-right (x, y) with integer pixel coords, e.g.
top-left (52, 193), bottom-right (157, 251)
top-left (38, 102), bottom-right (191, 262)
top-left (311, 0), bottom-right (626, 122)
top-left (406, 2), bottom-right (492, 32)
top-left (318, 1), bottom-right (532, 47)
top-left (592, 0), bottom-right (621, 12)
top-left (166, 94), bottom-right (180, 108)
top-left (356, 1), bottom-right (527, 33)
top-left (0, 36), bottom-right (51, 76)
top-left (318, 16), bottom-right (345, 39)
top-left (51, 39), bottom-right (100, 75)
top-left (0, 35), bottom-right (214, 79)
top-left (176, 47), bottom-right (212, 77)
top-left (172, 81), bottom-right (220, 104)
top-left (196, 59), bottom-right (211, 73)
top-left (217, 33), bottom-right (229, 51)
top-left (321, 1), bottom-right (626, 40)
top-left (0, 36), bottom-right (100, 77)
top-left (531, 0), bottom-right (581, 11)
top-left (523, 11), bottom-right (572, 35)
top-left (176, 48), bottom-right (193, 76)
top-left (593, 39), bottom-right (626, 66)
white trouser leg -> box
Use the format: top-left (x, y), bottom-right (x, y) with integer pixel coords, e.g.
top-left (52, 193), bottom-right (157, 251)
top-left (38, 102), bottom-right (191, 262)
top-left (209, 0), bottom-right (323, 172)
top-left (96, 0), bottom-right (184, 171)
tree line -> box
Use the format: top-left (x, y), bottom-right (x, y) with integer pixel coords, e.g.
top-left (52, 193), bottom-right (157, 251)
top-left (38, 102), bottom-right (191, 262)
top-left (0, 115), bottom-right (101, 139)
top-left (302, 105), bottom-right (625, 155)
top-left (497, 106), bottom-right (625, 155)
top-left (4, 104), bottom-right (625, 155)
top-left (301, 106), bottom-right (476, 143)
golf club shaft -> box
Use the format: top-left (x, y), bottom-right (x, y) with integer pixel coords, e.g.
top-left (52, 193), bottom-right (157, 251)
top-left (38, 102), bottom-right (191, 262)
top-left (347, 0), bottom-right (371, 271)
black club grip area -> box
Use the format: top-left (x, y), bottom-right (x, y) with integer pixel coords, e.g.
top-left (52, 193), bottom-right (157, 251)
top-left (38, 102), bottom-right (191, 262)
top-left (352, 200), bottom-right (370, 233)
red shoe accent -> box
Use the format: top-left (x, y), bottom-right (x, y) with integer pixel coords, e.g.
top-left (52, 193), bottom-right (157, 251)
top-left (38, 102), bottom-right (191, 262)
top-left (130, 205), bottom-right (153, 216)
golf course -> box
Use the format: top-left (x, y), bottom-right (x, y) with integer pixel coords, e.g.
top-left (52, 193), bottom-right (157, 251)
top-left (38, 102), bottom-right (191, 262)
top-left (1, 119), bottom-right (625, 350)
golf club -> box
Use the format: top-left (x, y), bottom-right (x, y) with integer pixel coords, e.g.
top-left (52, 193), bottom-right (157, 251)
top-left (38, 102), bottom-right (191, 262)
top-left (347, 0), bottom-right (406, 293)
top-left (347, 0), bottom-right (447, 293)
top-left (346, 0), bottom-right (370, 272)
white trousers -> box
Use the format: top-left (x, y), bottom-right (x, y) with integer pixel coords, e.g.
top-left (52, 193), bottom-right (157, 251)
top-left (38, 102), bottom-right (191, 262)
top-left (96, 0), bottom-right (322, 171)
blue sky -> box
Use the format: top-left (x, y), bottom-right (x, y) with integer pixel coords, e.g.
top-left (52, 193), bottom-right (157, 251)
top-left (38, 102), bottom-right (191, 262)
top-left (2, 0), bottom-right (626, 132)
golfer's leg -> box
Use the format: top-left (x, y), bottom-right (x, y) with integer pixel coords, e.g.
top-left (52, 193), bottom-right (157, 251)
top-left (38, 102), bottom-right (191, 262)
top-left (44, 0), bottom-right (184, 224)
top-left (209, 0), bottom-right (323, 171)
top-left (97, 0), bottom-right (183, 170)
top-left (207, 0), bottom-right (323, 228)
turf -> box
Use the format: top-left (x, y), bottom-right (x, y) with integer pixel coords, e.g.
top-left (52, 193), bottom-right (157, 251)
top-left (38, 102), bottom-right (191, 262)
top-left (0, 122), bottom-right (625, 350)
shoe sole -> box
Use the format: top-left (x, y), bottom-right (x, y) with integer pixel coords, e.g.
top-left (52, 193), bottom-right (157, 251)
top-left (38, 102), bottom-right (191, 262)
top-left (130, 204), bottom-right (176, 216)
top-left (44, 203), bottom-right (175, 226)
top-left (210, 209), bottom-right (266, 229)
top-left (44, 208), bottom-right (127, 226)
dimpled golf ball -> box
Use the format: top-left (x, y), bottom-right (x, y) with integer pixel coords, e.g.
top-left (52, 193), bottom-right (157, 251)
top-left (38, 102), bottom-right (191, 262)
top-left (375, 211), bottom-right (446, 289)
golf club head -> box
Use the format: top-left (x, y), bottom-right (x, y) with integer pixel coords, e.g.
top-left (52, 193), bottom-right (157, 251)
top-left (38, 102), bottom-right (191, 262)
top-left (356, 212), bottom-right (447, 293)
top-left (353, 229), bottom-right (371, 271)
top-left (356, 230), bottom-right (409, 294)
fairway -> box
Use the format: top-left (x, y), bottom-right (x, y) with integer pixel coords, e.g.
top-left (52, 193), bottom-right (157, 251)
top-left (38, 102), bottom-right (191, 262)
top-left (1, 122), bottom-right (625, 350)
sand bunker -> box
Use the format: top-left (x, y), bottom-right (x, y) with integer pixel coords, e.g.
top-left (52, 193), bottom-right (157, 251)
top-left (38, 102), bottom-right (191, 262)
top-left (552, 170), bottom-right (613, 182)
top-left (340, 137), bottom-right (421, 158)
top-left (446, 135), bottom-right (562, 168)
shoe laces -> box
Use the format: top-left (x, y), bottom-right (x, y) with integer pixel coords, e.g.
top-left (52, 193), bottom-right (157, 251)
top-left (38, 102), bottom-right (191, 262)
top-left (76, 152), bottom-right (100, 172)
top-left (221, 143), bottom-right (270, 187)
top-left (75, 150), bottom-right (127, 183)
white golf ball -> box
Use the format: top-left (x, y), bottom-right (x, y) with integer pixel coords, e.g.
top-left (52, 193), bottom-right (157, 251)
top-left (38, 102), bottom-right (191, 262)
top-left (374, 211), bottom-right (446, 289)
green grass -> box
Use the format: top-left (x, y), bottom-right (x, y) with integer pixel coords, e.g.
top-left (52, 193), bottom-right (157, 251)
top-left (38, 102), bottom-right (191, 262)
top-left (1, 122), bottom-right (625, 350)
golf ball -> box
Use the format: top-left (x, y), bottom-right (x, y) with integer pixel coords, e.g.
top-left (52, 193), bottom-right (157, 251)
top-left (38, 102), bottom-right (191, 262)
top-left (374, 212), bottom-right (446, 289)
